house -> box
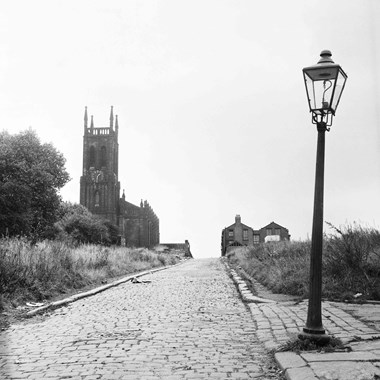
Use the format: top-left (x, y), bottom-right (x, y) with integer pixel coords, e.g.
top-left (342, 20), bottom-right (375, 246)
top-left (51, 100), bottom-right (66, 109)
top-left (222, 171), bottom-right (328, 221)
top-left (221, 215), bottom-right (290, 256)
top-left (260, 221), bottom-right (291, 243)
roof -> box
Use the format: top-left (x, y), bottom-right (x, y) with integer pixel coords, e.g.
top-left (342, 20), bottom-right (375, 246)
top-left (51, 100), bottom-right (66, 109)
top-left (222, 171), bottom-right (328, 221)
top-left (224, 222), bottom-right (254, 230)
top-left (261, 221), bottom-right (289, 231)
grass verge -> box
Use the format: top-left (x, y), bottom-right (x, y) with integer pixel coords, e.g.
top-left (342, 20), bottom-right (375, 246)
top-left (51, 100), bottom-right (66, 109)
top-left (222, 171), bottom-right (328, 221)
top-left (227, 222), bottom-right (380, 301)
top-left (0, 237), bottom-right (184, 310)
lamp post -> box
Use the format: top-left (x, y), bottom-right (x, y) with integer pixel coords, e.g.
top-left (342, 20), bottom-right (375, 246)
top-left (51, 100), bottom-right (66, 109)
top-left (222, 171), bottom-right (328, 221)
top-left (300, 50), bottom-right (347, 343)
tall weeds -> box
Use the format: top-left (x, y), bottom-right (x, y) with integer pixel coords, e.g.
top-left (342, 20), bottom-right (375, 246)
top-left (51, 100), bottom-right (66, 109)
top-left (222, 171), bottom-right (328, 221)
top-left (228, 222), bottom-right (380, 301)
top-left (0, 238), bottom-right (182, 306)
top-left (228, 241), bottom-right (311, 297)
top-left (324, 222), bottom-right (380, 300)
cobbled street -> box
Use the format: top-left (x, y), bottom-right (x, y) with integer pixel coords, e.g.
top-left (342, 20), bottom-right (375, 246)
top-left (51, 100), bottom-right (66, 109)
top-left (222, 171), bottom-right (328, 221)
top-left (0, 259), bottom-right (282, 379)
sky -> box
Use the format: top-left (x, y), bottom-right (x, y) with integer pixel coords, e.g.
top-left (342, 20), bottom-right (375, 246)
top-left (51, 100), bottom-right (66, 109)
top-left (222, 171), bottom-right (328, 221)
top-left (1, 0), bottom-right (379, 258)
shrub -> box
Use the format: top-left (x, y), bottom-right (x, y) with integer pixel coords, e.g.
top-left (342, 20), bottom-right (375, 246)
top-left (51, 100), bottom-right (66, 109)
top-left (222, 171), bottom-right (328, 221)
top-left (54, 202), bottom-right (119, 245)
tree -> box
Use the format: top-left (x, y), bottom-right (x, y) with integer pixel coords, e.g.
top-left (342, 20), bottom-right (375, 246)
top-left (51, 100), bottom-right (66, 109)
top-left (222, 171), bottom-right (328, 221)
top-left (0, 129), bottom-right (70, 238)
top-left (55, 202), bottom-right (119, 245)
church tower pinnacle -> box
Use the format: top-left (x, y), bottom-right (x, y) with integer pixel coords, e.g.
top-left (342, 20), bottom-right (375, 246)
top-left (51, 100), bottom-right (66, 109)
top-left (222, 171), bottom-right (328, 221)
top-left (84, 106), bottom-right (88, 130)
top-left (110, 106), bottom-right (114, 129)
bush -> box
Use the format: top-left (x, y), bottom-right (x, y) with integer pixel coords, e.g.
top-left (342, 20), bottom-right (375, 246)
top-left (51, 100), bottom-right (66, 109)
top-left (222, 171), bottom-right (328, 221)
top-left (54, 202), bottom-right (119, 245)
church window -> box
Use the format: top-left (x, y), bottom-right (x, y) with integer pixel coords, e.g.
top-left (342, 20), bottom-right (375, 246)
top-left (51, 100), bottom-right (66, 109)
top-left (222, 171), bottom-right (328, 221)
top-left (89, 146), bottom-right (96, 168)
top-left (95, 191), bottom-right (100, 207)
top-left (100, 146), bottom-right (107, 167)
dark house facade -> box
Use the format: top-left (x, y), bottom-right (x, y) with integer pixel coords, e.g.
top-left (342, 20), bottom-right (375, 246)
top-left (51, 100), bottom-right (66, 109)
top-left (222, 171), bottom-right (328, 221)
top-left (221, 215), bottom-right (290, 256)
top-left (80, 106), bottom-right (159, 248)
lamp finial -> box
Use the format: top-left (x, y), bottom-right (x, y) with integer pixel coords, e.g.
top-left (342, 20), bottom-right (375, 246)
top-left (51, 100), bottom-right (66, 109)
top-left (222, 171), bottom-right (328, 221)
top-left (318, 50), bottom-right (334, 64)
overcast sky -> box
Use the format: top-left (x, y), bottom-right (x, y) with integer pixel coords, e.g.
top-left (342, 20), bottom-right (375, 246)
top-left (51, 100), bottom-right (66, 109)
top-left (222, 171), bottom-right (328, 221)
top-left (1, 0), bottom-right (379, 258)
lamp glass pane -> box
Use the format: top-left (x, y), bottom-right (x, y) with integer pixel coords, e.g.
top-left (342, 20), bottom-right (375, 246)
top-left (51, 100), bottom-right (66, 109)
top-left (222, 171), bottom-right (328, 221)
top-left (330, 69), bottom-right (347, 112)
top-left (304, 72), bottom-right (316, 110)
top-left (305, 74), bottom-right (337, 112)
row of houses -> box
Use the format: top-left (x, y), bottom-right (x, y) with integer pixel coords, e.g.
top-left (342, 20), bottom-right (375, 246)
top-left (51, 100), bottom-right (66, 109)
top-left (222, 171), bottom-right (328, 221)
top-left (221, 215), bottom-right (290, 256)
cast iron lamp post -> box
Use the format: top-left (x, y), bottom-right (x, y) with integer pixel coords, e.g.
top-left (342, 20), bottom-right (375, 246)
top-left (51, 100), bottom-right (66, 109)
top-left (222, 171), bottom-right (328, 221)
top-left (300, 50), bottom-right (347, 342)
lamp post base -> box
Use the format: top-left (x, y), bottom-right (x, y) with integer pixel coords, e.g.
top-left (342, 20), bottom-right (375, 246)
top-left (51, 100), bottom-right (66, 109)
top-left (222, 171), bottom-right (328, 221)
top-left (299, 329), bottom-right (331, 345)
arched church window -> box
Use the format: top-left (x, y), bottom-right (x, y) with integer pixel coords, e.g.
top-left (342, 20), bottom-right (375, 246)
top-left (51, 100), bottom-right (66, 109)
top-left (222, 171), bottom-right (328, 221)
top-left (95, 191), bottom-right (100, 207)
top-left (100, 146), bottom-right (107, 167)
top-left (89, 146), bottom-right (96, 168)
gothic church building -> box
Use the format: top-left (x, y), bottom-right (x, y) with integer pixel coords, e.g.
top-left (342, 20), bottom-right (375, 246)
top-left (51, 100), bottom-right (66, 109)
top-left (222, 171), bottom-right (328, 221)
top-left (80, 106), bottom-right (159, 247)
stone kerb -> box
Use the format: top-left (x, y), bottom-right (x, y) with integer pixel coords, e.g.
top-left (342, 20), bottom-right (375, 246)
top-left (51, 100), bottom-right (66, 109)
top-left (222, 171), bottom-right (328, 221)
top-left (225, 260), bottom-right (380, 380)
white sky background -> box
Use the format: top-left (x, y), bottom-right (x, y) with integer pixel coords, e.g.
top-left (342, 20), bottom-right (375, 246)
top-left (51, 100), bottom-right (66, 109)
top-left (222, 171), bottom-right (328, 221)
top-left (1, 0), bottom-right (379, 258)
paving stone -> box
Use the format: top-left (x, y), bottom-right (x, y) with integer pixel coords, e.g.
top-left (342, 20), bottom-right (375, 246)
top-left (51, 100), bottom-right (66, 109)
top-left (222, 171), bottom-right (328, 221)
top-left (350, 340), bottom-right (380, 351)
top-left (310, 361), bottom-right (380, 380)
top-left (275, 352), bottom-right (306, 371)
top-left (301, 351), bottom-right (378, 362)
top-left (285, 366), bottom-right (319, 380)
top-left (0, 259), bottom-right (280, 379)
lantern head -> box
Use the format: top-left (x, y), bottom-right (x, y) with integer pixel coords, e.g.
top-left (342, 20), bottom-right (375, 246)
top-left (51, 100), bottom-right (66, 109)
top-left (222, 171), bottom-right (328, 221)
top-left (303, 50), bottom-right (347, 125)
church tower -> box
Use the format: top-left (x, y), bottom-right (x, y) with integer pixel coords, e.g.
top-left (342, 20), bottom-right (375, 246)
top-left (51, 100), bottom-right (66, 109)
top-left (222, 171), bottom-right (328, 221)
top-left (80, 106), bottom-right (120, 224)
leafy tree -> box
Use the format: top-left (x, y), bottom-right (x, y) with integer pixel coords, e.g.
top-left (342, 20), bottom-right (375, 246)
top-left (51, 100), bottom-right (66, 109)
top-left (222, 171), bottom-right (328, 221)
top-left (103, 220), bottom-right (120, 245)
top-left (0, 129), bottom-right (70, 238)
top-left (55, 202), bottom-right (119, 245)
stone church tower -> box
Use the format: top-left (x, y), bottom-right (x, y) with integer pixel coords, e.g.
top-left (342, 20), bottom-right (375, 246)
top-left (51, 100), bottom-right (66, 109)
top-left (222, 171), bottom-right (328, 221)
top-left (79, 107), bottom-right (160, 247)
top-left (80, 106), bottom-right (120, 225)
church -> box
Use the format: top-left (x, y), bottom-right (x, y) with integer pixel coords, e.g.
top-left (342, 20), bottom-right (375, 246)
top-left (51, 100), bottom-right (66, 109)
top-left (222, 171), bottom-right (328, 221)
top-left (79, 106), bottom-right (160, 248)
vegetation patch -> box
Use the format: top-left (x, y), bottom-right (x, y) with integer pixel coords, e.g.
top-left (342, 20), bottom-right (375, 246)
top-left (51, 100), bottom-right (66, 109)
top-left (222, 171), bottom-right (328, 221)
top-left (0, 237), bottom-right (183, 310)
top-left (227, 222), bottom-right (380, 301)
top-left (276, 336), bottom-right (346, 353)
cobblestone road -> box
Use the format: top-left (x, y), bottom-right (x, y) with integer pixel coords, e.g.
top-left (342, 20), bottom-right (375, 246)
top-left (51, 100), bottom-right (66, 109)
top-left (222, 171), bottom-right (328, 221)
top-left (0, 259), bottom-right (280, 379)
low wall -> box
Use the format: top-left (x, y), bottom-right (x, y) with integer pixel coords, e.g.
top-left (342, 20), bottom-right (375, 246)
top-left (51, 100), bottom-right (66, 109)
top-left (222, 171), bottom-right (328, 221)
top-left (158, 240), bottom-right (192, 258)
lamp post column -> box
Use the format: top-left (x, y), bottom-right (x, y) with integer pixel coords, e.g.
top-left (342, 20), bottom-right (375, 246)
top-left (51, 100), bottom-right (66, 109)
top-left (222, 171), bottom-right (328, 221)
top-left (302, 121), bottom-right (329, 340)
top-left (301, 50), bottom-right (347, 343)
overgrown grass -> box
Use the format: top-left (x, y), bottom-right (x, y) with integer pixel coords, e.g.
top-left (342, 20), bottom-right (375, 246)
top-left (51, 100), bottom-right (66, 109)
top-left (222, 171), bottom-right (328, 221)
top-left (0, 238), bottom-right (183, 309)
top-left (228, 223), bottom-right (380, 301)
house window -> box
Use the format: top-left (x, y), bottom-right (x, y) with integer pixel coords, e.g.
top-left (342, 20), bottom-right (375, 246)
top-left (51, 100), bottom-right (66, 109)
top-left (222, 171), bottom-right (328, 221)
top-left (243, 229), bottom-right (248, 241)
top-left (266, 228), bottom-right (272, 236)
top-left (228, 230), bottom-right (234, 238)
top-left (275, 228), bottom-right (281, 236)
top-left (253, 235), bottom-right (260, 244)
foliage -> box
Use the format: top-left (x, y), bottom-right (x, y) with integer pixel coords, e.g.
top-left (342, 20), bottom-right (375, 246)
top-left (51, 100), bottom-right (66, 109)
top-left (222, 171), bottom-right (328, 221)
top-left (54, 202), bottom-right (119, 245)
top-left (228, 241), bottom-right (311, 297)
top-left (228, 222), bottom-right (380, 301)
top-left (324, 222), bottom-right (380, 300)
top-left (276, 336), bottom-right (344, 353)
top-left (0, 129), bottom-right (70, 239)
top-left (0, 237), bottom-right (182, 305)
